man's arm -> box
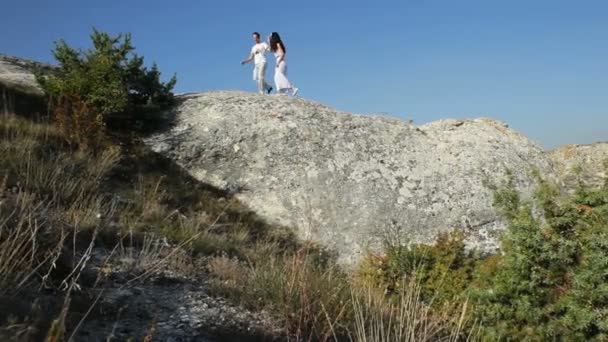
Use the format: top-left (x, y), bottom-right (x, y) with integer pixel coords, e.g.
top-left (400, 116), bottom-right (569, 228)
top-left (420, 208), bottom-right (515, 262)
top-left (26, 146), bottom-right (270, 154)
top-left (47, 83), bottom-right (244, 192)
top-left (241, 53), bottom-right (254, 65)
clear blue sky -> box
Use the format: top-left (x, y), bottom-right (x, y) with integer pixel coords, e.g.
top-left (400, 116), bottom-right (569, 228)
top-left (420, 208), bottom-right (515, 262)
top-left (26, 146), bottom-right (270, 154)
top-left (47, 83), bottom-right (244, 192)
top-left (2, 0), bottom-right (607, 149)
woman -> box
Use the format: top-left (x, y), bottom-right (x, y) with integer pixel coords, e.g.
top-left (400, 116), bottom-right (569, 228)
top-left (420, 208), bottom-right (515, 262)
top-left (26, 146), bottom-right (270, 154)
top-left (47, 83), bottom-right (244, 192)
top-left (269, 32), bottom-right (298, 96)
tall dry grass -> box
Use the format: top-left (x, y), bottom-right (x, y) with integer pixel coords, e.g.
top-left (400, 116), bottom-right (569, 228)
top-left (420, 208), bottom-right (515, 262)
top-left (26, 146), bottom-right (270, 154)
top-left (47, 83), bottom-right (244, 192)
top-left (1, 114), bottom-right (480, 341)
top-left (0, 191), bottom-right (54, 295)
top-left (208, 246), bottom-right (477, 342)
top-left (0, 114), bottom-right (120, 229)
top-left (0, 187), bottom-right (101, 340)
top-left (0, 114), bottom-right (119, 339)
top-left (350, 280), bottom-right (473, 342)
top-left (209, 247), bottom-right (350, 341)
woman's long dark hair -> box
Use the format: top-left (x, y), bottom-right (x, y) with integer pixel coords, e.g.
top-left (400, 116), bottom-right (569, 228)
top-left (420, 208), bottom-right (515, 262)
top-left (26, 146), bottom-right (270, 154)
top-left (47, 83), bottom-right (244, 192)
top-left (269, 32), bottom-right (286, 53)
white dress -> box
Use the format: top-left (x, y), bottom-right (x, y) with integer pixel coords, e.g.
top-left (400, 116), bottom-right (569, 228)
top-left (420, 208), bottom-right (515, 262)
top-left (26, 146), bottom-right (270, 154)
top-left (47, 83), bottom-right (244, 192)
top-left (274, 52), bottom-right (294, 93)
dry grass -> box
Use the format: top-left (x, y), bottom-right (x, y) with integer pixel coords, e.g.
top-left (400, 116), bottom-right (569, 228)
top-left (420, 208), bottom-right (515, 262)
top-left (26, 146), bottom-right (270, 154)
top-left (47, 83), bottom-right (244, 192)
top-left (350, 281), bottom-right (473, 342)
top-left (0, 114), bottom-right (120, 227)
top-left (0, 189), bottom-right (100, 341)
top-left (210, 247), bottom-right (350, 341)
top-left (118, 233), bottom-right (169, 271)
top-left (0, 115), bottom-right (116, 339)
top-left (209, 244), bottom-right (478, 342)
top-left (0, 114), bottom-right (480, 341)
top-left (132, 175), bottom-right (167, 222)
top-left (114, 231), bottom-right (195, 278)
top-left (0, 191), bottom-right (51, 295)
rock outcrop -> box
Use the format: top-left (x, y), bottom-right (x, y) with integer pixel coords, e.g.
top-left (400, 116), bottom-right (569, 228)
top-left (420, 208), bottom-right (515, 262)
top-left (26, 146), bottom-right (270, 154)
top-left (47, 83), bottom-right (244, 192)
top-left (3, 52), bottom-right (605, 264)
top-left (146, 91), bottom-right (557, 264)
top-left (550, 143), bottom-right (608, 189)
top-left (0, 54), bottom-right (49, 96)
top-left (0, 54), bottom-right (52, 115)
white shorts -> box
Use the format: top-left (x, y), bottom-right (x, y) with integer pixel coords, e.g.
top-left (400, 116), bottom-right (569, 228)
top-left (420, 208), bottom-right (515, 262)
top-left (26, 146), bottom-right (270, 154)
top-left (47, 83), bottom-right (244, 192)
top-left (253, 62), bottom-right (267, 81)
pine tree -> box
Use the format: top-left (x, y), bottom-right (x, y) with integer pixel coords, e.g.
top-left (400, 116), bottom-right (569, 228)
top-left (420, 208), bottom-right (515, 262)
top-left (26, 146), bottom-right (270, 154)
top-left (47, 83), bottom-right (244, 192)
top-left (37, 29), bottom-right (177, 148)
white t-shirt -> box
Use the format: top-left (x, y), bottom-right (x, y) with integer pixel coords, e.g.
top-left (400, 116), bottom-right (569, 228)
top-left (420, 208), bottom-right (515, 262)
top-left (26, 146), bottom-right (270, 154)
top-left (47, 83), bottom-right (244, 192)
top-left (251, 42), bottom-right (269, 65)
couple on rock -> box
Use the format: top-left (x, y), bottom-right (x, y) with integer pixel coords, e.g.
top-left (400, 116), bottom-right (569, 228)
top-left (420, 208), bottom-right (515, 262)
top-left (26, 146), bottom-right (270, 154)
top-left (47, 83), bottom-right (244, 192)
top-left (241, 32), bottom-right (298, 96)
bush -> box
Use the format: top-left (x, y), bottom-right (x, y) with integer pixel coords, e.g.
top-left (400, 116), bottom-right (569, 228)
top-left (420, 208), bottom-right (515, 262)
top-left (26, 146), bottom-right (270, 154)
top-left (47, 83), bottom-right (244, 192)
top-left (358, 231), bottom-right (482, 311)
top-left (209, 246), bottom-right (472, 342)
top-left (359, 170), bottom-right (608, 341)
top-left (474, 172), bottom-right (608, 340)
top-left (38, 29), bottom-right (176, 149)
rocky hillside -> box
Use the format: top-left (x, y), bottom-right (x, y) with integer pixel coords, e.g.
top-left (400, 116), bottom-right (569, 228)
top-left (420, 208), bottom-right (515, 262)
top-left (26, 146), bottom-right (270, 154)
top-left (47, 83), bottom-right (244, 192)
top-left (2, 53), bottom-right (606, 264)
top-left (0, 54), bottom-right (49, 95)
top-left (146, 91), bottom-right (559, 264)
top-left (0, 54), bottom-right (52, 115)
top-left (550, 143), bottom-right (608, 190)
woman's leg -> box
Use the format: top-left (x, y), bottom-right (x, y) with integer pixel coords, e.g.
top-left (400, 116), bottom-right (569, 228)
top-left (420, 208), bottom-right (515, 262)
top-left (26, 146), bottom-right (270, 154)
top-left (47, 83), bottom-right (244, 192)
top-left (277, 62), bottom-right (298, 96)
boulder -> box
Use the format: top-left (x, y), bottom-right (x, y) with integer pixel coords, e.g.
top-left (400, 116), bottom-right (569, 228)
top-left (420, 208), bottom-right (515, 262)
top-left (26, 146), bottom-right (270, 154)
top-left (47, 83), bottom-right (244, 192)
top-left (5, 51), bottom-right (602, 264)
top-left (0, 54), bottom-right (52, 115)
top-left (146, 91), bottom-right (556, 264)
top-left (550, 143), bottom-right (608, 190)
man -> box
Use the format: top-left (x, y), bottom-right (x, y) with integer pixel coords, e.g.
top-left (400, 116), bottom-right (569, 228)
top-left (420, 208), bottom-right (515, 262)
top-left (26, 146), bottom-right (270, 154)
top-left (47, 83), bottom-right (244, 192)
top-left (241, 32), bottom-right (273, 95)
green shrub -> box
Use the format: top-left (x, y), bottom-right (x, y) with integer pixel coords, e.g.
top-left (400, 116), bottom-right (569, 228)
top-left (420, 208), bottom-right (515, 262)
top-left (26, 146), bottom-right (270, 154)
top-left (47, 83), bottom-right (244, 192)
top-left (360, 169), bottom-right (608, 341)
top-left (209, 246), bottom-right (472, 342)
top-left (359, 231), bottom-right (482, 310)
top-left (38, 29), bottom-right (176, 148)
top-left (474, 172), bottom-right (608, 341)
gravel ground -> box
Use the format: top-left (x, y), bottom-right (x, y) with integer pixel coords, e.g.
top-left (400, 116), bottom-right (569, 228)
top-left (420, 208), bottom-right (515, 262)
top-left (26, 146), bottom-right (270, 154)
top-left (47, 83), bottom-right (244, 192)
top-left (69, 246), bottom-right (283, 341)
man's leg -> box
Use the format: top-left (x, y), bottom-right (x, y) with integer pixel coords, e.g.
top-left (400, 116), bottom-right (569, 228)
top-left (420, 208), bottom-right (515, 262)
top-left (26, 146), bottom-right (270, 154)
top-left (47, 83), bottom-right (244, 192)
top-left (259, 63), bottom-right (272, 94)
top-left (255, 64), bottom-right (266, 95)
top-left (254, 65), bottom-right (263, 94)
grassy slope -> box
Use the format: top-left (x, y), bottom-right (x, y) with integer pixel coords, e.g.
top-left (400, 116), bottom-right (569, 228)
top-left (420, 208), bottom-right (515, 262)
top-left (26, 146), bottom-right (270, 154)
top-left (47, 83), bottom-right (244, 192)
top-left (0, 114), bottom-right (471, 341)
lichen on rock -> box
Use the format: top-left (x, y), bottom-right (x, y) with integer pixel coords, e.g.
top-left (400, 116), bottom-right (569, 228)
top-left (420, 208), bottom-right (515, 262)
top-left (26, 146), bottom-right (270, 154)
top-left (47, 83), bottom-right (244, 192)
top-left (145, 91), bottom-right (557, 264)
top-left (550, 143), bottom-right (608, 190)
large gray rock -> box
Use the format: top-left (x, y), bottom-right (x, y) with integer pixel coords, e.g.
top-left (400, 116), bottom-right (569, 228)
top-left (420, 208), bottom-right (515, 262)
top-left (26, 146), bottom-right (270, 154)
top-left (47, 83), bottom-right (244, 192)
top-left (550, 143), bottom-right (608, 189)
top-left (5, 52), bottom-right (603, 263)
top-left (0, 54), bottom-right (54, 115)
top-left (0, 54), bottom-right (50, 96)
top-left (146, 91), bottom-right (556, 264)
